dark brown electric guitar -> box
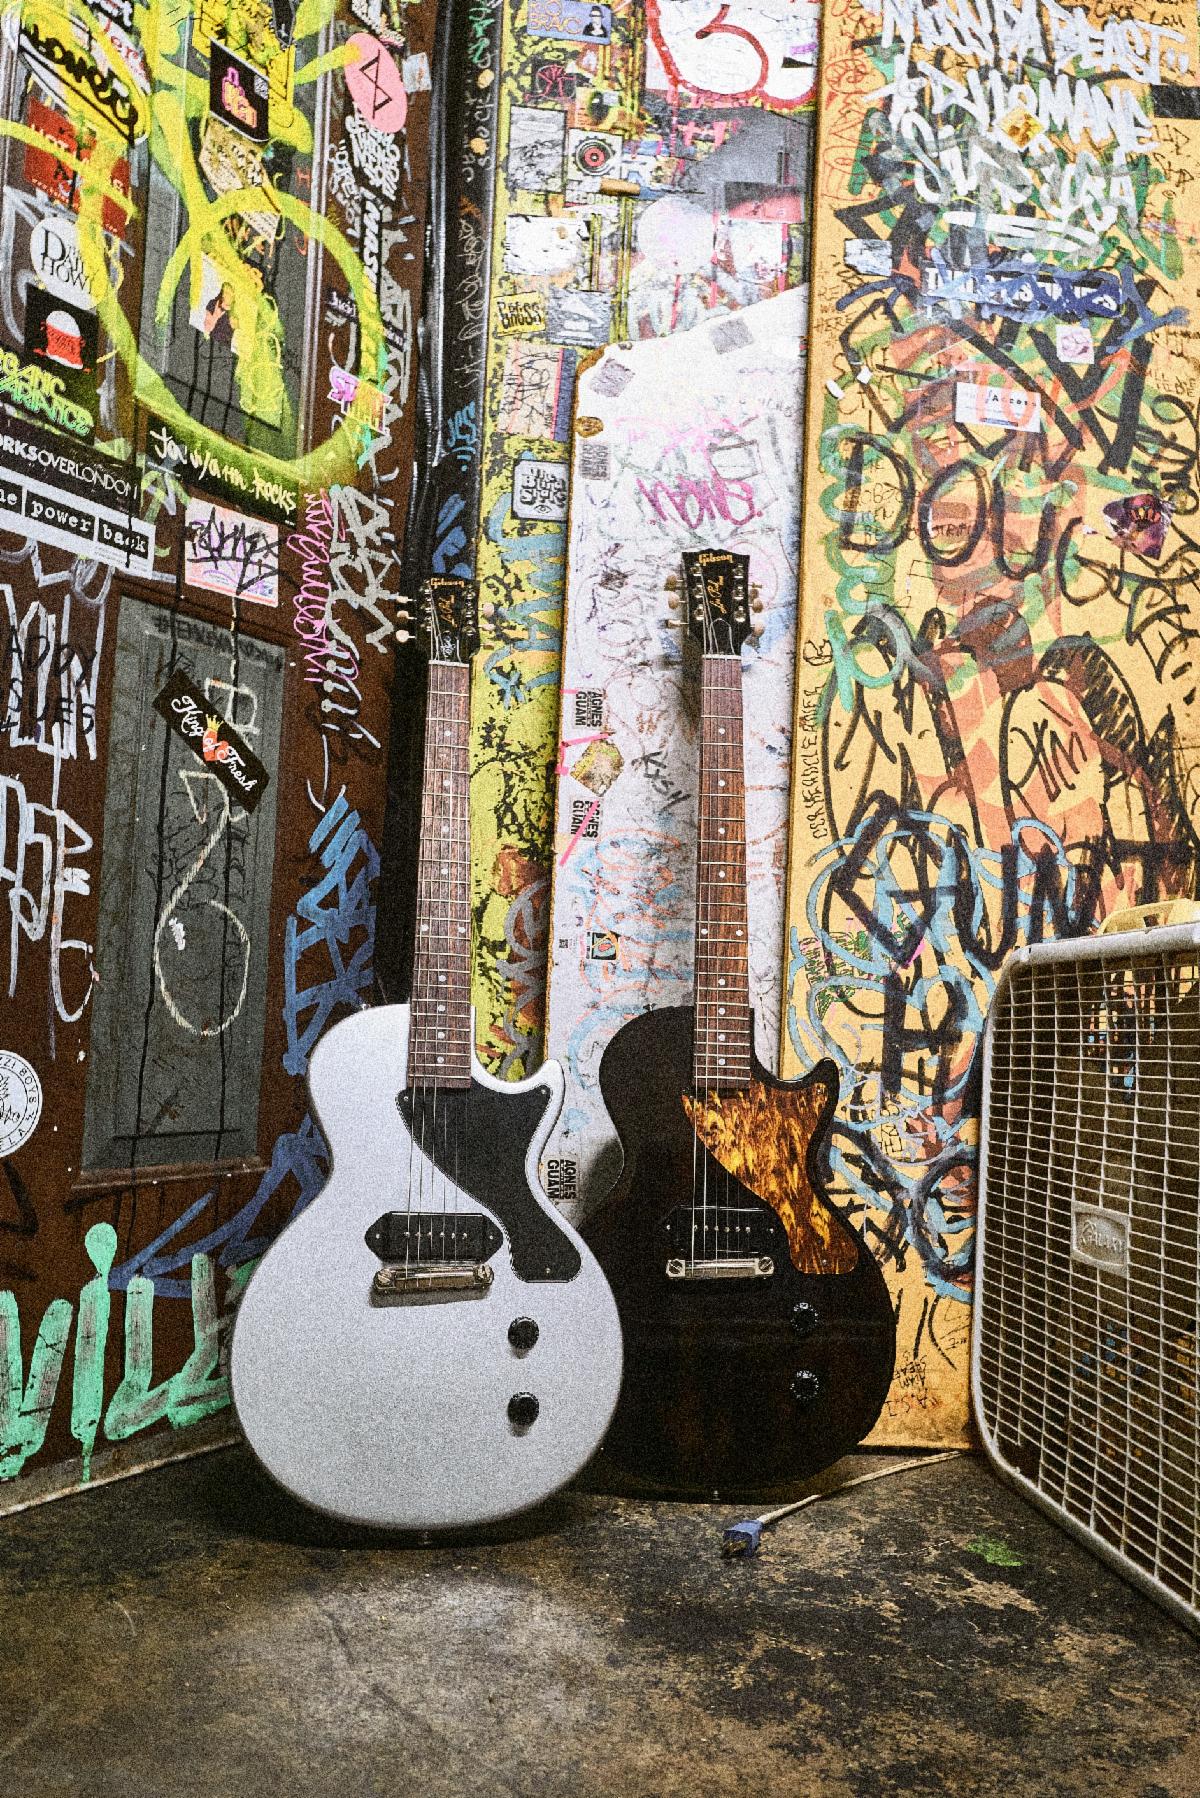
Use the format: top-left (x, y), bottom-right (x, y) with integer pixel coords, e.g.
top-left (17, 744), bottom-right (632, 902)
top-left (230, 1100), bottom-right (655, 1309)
top-left (583, 550), bottom-right (896, 1497)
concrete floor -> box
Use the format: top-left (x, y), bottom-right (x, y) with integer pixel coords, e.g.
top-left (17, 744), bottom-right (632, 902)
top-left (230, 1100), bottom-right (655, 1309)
top-left (0, 1446), bottom-right (1196, 1797)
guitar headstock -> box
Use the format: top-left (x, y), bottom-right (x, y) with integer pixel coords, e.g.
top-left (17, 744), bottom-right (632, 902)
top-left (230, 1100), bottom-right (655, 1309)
top-left (419, 576), bottom-right (480, 664)
top-left (682, 550), bottom-right (752, 657)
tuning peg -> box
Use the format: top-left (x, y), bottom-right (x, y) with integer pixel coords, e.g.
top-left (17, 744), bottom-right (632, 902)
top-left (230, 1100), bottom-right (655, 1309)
top-left (664, 574), bottom-right (681, 591)
top-left (481, 600), bottom-right (497, 620)
top-left (666, 594), bottom-right (680, 610)
top-left (395, 627), bottom-right (413, 642)
top-left (751, 598), bottom-right (764, 613)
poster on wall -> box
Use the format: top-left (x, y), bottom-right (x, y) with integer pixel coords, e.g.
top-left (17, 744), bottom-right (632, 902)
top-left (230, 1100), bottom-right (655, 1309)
top-left (786, 0), bottom-right (1200, 1444)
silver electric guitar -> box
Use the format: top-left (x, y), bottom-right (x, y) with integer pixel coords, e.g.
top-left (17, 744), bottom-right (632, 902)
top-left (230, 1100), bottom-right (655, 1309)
top-left (231, 577), bottom-right (623, 1529)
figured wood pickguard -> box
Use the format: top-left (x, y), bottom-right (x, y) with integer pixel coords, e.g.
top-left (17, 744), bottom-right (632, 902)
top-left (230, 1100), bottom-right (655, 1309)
top-left (682, 1081), bottom-right (858, 1275)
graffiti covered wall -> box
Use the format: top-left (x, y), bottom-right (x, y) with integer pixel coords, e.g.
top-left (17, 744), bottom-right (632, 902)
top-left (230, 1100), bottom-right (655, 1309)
top-left (468, 0), bottom-right (817, 1079)
top-left (786, 0), bottom-right (1200, 1441)
top-left (0, 0), bottom-right (433, 1506)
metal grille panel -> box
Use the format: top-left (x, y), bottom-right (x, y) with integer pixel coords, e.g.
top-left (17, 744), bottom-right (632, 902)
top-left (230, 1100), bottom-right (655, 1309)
top-left (974, 929), bottom-right (1200, 1632)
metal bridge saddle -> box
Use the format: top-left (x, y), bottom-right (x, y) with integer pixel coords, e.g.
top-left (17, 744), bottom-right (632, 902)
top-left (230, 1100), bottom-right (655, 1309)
top-left (662, 1203), bottom-right (780, 1281)
top-left (366, 1210), bottom-right (503, 1301)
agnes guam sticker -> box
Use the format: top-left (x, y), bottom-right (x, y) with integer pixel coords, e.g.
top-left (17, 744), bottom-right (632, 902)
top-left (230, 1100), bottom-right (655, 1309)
top-left (0, 1051), bottom-right (42, 1158)
top-left (153, 666), bottom-right (270, 812)
top-left (1103, 491), bottom-right (1170, 560)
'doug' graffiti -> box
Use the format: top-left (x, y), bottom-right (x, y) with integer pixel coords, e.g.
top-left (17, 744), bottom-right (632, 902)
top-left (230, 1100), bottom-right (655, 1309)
top-left (787, 0), bottom-right (1200, 1442)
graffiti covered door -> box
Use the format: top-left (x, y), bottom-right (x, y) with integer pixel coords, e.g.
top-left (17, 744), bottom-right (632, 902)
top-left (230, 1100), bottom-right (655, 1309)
top-left (0, 0), bottom-right (433, 1508)
top-left (787, 0), bottom-right (1200, 1443)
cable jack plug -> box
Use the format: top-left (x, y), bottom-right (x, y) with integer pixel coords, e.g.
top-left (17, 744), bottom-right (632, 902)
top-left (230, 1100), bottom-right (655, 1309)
top-left (721, 1519), bottom-right (763, 1559)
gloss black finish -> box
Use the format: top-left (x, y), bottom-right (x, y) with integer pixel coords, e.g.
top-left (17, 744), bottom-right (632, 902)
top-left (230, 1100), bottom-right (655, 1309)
top-left (582, 1007), bottom-right (897, 1497)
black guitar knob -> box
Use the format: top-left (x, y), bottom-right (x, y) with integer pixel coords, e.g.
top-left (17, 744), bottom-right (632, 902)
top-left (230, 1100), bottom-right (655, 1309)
top-left (790, 1300), bottom-right (820, 1339)
top-left (507, 1392), bottom-right (540, 1429)
top-left (790, 1369), bottom-right (821, 1407)
top-left (508, 1316), bottom-right (540, 1354)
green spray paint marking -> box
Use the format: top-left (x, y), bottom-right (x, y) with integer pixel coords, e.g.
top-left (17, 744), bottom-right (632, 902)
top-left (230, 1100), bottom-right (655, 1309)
top-left (70, 1223), bottom-right (116, 1481)
top-left (967, 1535), bottom-right (1024, 1568)
top-left (1, 1245), bottom-right (237, 1482)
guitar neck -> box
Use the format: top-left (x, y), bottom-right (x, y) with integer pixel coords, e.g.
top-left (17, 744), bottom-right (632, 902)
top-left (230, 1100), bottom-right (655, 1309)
top-left (693, 653), bottom-right (752, 1093)
top-left (409, 660), bottom-right (473, 1088)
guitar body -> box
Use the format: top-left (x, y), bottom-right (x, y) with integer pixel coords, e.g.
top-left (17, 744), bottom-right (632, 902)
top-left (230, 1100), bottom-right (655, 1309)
top-left (231, 1002), bottom-right (623, 1529)
top-left (583, 1007), bottom-right (896, 1497)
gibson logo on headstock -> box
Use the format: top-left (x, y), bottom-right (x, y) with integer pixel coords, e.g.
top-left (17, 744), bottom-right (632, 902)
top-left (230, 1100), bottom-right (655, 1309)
top-left (682, 548), bottom-right (751, 655)
top-left (420, 575), bottom-right (480, 663)
top-left (1071, 1202), bottom-right (1129, 1274)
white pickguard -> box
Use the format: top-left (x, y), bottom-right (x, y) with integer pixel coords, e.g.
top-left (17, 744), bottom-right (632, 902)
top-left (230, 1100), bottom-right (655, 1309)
top-left (230, 1004), bottom-right (623, 1529)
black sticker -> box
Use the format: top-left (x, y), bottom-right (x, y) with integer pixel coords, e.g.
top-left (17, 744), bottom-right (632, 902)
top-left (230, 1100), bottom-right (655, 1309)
top-left (1150, 85), bottom-right (1200, 118)
top-left (23, 287), bottom-right (99, 424)
top-left (210, 43), bottom-right (270, 141)
top-left (153, 666), bottom-right (270, 812)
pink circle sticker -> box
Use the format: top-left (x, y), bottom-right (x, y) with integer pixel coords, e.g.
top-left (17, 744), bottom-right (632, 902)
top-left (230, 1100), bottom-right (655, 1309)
top-left (345, 32), bottom-right (408, 135)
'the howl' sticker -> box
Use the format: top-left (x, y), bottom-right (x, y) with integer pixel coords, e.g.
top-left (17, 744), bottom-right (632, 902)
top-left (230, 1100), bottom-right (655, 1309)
top-left (0, 1051), bottom-right (43, 1158)
top-left (153, 666), bottom-right (270, 812)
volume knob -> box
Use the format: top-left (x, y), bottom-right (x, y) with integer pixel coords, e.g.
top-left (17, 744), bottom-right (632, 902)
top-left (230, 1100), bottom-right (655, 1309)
top-left (790, 1300), bottom-right (820, 1339)
top-left (508, 1316), bottom-right (539, 1354)
top-left (507, 1392), bottom-right (540, 1430)
top-left (790, 1369), bottom-right (821, 1408)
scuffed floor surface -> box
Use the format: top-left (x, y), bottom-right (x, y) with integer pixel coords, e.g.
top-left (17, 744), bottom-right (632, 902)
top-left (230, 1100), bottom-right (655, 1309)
top-left (0, 1447), bottom-right (1196, 1797)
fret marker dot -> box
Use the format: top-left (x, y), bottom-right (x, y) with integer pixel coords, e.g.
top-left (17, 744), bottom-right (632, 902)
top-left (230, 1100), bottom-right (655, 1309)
top-left (718, 1057), bottom-right (726, 1066)
top-left (701, 928), bottom-right (709, 937)
top-left (718, 828), bottom-right (726, 836)
top-left (718, 870), bottom-right (726, 879)
top-left (437, 1055), bottom-right (445, 1064)
top-left (718, 978), bottom-right (726, 987)
top-left (718, 727), bottom-right (726, 736)
top-left (718, 1007), bottom-right (726, 1016)
top-left (718, 779), bottom-right (726, 788)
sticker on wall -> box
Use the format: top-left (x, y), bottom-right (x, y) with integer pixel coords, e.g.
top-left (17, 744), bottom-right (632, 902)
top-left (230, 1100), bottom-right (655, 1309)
top-left (0, 416), bottom-right (152, 573)
top-left (512, 458), bottom-right (569, 521)
top-left (153, 667), bottom-right (271, 812)
top-left (508, 107), bottom-right (567, 190)
top-left (185, 498), bottom-right (280, 604)
top-left (29, 217), bottom-right (94, 310)
top-left (210, 42), bottom-right (270, 142)
top-left (0, 1051), bottom-right (43, 1158)
top-left (527, 0), bottom-right (611, 43)
top-left (344, 32), bottom-right (408, 134)
top-left (24, 288), bottom-right (98, 381)
top-left (496, 292), bottom-right (548, 334)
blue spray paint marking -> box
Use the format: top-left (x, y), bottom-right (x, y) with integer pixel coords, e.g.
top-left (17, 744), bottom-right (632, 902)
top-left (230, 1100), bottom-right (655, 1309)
top-left (283, 789), bottom-right (379, 1078)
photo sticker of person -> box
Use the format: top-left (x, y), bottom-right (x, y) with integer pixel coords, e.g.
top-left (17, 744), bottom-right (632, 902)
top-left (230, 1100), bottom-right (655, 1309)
top-left (527, 0), bottom-right (612, 46)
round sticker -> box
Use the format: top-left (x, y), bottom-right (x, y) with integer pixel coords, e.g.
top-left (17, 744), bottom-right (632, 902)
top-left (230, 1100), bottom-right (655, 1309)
top-left (0, 1051), bottom-right (43, 1158)
top-left (345, 33), bottom-right (408, 135)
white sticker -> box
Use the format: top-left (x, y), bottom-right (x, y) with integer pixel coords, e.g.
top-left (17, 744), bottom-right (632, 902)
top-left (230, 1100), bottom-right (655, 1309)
top-left (1056, 322), bottom-right (1094, 366)
top-left (503, 214), bottom-right (588, 278)
top-left (844, 238), bottom-right (891, 277)
top-left (513, 458), bottom-right (569, 520)
top-left (30, 215), bottom-right (94, 309)
top-left (954, 380), bottom-right (1042, 434)
top-left (0, 1051), bottom-right (43, 1157)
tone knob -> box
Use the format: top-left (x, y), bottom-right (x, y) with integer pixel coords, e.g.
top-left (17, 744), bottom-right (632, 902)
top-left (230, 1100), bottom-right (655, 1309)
top-left (790, 1300), bottom-right (820, 1339)
top-left (507, 1392), bottom-right (540, 1429)
top-left (790, 1369), bottom-right (821, 1407)
top-left (508, 1316), bottom-right (540, 1354)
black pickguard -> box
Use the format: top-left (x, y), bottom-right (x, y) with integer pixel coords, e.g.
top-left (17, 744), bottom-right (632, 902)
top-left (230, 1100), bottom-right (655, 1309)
top-left (397, 1081), bottom-right (580, 1281)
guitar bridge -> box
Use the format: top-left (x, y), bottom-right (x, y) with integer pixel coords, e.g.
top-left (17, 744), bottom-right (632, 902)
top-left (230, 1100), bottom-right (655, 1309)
top-left (666, 1255), bottom-right (775, 1281)
top-left (372, 1261), bottom-right (494, 1302)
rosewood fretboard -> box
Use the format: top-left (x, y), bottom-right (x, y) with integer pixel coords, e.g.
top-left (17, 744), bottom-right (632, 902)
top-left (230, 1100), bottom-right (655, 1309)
top-left (693, 654), bottom-right (752, 1093)
top-left (409, 661), bottom-right (472, 1088)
